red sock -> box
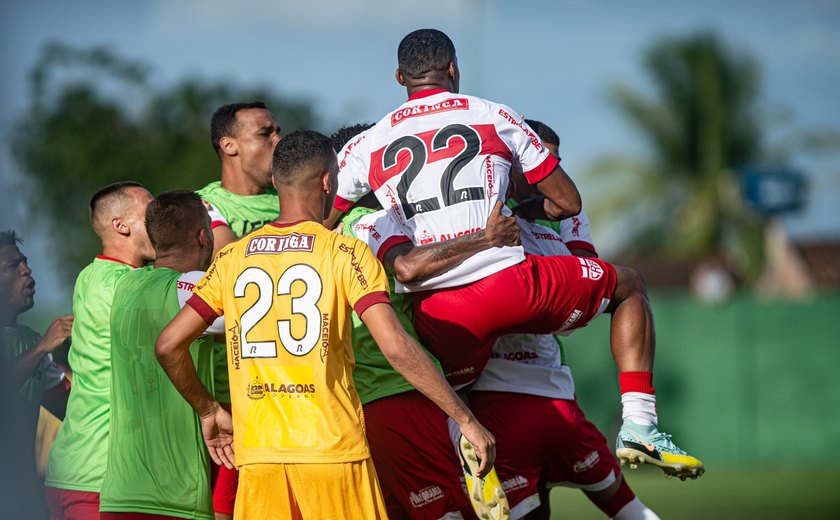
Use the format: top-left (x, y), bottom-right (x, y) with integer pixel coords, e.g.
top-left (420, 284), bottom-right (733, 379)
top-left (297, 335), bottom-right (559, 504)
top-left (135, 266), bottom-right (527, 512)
top-left (618, 371), bottom-right (655, 395)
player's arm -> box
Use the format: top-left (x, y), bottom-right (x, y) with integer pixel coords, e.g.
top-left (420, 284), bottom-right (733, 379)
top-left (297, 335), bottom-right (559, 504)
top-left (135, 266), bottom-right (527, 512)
top-left (384, 201), bottom-right (520, 284)
top-left (324, 207), bottom-right (346, 231)
top-left (211, 226), bottom-right (239, 257)
top-left (155, 304), bottom-right (234, 468)
top-left (5, 316), bottom-right (73, 391)
top-left (534, 164), bottom-right (581, 220)
top-left (360, 302), bottom-right (496, 477)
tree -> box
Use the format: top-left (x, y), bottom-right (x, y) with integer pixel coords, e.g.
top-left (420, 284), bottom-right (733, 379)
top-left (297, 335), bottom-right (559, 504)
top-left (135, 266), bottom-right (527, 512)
top-left (10, 42), bottom-right (318, 287)
top-left (587, 31), bottom-right (768, 281)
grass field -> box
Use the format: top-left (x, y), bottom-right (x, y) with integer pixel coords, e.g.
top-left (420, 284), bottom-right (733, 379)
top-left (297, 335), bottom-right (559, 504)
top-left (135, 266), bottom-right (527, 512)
top-left (546, 466), bottom-right (840, 519)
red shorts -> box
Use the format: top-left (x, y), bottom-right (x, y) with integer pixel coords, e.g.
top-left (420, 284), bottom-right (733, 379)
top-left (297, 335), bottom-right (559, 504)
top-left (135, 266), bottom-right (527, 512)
top-left (363, 391), bottom-right (475, 520)
top-left (101, 513), bottom-right (184, 519)
top-left (468, 392), bottom-right (619, 517)
top-left (212, 463), bottom-right (238, 515)
top-left (413, 254), bottom-right (616, 386)
top-left (45, 487), bottom-right (99, 520)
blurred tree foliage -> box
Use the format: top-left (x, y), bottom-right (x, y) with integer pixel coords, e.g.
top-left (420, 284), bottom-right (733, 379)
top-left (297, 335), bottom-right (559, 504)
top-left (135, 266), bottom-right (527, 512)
top-left (11, 42), bottom-right (318, 288)
top-left (587, 31), bottom-right (768, 282)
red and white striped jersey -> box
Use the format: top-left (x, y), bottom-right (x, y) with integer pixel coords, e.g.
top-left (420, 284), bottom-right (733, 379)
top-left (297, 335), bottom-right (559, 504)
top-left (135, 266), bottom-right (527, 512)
top-left (335, 88), bottom-right (559, 291)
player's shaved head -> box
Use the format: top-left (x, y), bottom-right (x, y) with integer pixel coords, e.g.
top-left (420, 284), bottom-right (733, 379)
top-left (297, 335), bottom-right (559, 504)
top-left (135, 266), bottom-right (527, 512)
top-left (272, 130), bottom-right (336, 189)
top-left (210, 101), bottom-right (268, 156)
top-left (524, 119), bottom-right (559, 148)
top-left (145, 190), bottom-right (210, 254)
top-left (89, 181), bottom-right (148, 236)
top-left (398, 29), bottom-right (456, 80)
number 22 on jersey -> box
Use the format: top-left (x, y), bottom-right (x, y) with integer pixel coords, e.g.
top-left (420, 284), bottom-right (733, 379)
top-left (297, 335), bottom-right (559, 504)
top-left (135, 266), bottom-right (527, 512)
top-left (234, 264), bottom-right (323, 359)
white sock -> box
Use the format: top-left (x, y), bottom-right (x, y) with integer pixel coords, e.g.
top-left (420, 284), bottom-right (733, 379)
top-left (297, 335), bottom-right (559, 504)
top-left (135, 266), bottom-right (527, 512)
top-left (614, 497), bottom-right (660, 520)
top-left (621, 392), bottom-right (658, 427)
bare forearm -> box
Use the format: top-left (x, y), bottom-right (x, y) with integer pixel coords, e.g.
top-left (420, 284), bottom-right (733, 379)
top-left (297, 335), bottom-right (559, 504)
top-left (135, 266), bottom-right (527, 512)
top-left (383, 336), bottom-right (474, 426)
top-left (7, 343), bottom-right (51, 390)
top-left (392, 229), bottom-right (494, 284)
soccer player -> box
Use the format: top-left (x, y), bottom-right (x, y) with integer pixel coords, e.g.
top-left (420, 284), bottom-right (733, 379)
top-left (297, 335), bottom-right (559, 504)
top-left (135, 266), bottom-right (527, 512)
top-left (197, 101), bottom-right (282, 518)
top-left (156, 130), bottom-right (496, 519)
top-left (326, 29), bottom-right (700, 479)
top-left (0, 230), bottom-right (73, 519)
top-left (99, 191), bottom-right (224, 520)
top-left (46, 181), bottom-right (154, 520)
top-left (198, 101), bottom-right (282, 255)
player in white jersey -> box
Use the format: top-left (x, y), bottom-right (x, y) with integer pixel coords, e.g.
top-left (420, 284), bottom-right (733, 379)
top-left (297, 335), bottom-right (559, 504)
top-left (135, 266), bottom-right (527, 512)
top-left (325, 29), bottom-right (686, 461)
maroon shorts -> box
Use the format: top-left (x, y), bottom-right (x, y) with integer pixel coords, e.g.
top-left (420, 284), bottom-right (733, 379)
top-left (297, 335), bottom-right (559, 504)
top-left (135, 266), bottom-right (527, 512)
top-left (413, 254), bottom-right (616, 386)
top-left (213, 463), bottom-right (238, 515)
top-left (45, 487), bottom-right (99, 520)
top-left (469, 392), bottom-right (619, 516)
top-left (363, 391), bottom-right (475, 520)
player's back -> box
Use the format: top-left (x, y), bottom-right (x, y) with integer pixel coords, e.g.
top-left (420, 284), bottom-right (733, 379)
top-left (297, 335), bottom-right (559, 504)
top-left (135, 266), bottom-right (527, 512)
top-left (191, 221), bottom-right (390, 465)
top-left (336, 90), bottom-right (558, 291)
top-left (101, 266), bottom-right (214, 518)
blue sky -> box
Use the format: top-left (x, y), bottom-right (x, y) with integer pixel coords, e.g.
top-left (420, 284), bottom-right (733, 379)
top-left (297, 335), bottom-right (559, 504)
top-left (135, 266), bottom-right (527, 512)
top-left (2, 0), bottom-right (839, 306)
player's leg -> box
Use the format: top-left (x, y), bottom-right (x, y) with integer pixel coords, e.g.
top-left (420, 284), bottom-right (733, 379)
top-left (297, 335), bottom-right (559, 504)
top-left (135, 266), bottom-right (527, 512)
top-left (608, 267), bottom-right (703, 480)
top-left (468, 391), bottom-right (550, 520)
top-left (364, 391), bottom-right (477, 520)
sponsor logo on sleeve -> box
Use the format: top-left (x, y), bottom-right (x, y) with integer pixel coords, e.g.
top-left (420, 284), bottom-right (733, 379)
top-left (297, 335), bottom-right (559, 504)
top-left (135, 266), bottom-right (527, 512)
top-left (571, 217), bottom-right (581, 237)
top-left (391, 98), bottom-right (469, 126)
top-left (177, 280), bottom-right (195, 292)
top-left (497, 109), bottom-right (543, 151)
top-left (245, 234), bottom-right (315, 256)
top-left (229, 320), bottom-right (241, 370)
top-left (338, 244), bottom-right (368, 289)
top-left (353, 222), bottom-right (381, 242)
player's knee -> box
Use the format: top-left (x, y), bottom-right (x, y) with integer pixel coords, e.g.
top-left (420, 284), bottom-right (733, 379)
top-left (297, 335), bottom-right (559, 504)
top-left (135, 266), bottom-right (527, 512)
top-left (613, 265), bottom-right (648, 302)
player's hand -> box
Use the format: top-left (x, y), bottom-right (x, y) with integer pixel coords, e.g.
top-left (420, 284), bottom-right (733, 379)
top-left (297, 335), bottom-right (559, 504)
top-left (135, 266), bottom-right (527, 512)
top-left (459, 419), bottom-right (496, 478)
top-left (485, 200), bottom-right (520, 248)
top-left (37, 316), bottom-right (73, 354)
top-left (200, 401), bottom-right (235, 469)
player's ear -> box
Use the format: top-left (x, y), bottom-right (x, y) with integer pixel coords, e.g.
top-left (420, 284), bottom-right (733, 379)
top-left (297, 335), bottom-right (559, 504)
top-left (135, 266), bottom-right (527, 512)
top-left (321, 170), bottom-right (332, 194)
top-left (395, 68), bottom-right (406, 86)
top-left (111, 216), bottom-right (130, 237)
top-left (219, 135), bottom-right (238, 157)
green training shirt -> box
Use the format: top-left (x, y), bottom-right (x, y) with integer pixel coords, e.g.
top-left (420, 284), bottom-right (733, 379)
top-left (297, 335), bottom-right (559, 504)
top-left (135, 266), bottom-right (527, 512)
top-left (340, 206), bottom-right (444, 405)
top-left (46, 256), bottom-right (134, 492)
top-left (99, 266), bottom-right (214, 519)
top-left (197, 180), bottom-right (280, 405)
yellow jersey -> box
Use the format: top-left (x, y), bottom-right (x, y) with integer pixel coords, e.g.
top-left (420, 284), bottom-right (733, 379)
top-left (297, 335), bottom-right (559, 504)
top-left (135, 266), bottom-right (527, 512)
top-left (189, 220), bottom-right (390, 465)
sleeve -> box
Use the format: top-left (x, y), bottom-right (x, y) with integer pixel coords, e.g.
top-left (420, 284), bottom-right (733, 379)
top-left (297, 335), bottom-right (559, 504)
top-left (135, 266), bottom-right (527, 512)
top-left (334, 132), bottom-right (374, 213)
top-left (493, 104), bottom-right (559, 184)
top-left (190, 253), bottom-right (228, 325)
top-left (559, 210), bottom-right (597, 256)
top-left (335, 237), bottom-right (391, 317)
top-left (351, 210), bottom-right (412, 262)
top-left (38, 353), bottom-right (66, 392)
top-left (204, 201), bottom-right (230, 229)
top-left (178, 271), bottom-right (226, 334)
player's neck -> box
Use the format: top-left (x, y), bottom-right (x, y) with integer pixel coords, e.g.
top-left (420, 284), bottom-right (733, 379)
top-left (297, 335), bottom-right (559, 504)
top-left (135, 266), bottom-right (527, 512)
top-left (274, 194), bottom-right (325, 226)
top-left (154, 251), bottom-right (202, 274)
top-left (220, 165), bottom-right (266, 196)
top-left (100, 242), bottom-right (142, 268)
top-left (0, 309), bottom-right (18, 328)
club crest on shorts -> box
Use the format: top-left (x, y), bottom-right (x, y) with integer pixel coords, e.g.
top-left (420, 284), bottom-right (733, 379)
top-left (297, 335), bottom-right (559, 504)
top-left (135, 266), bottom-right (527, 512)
top-left (578, 257), bottom-right (603, 280)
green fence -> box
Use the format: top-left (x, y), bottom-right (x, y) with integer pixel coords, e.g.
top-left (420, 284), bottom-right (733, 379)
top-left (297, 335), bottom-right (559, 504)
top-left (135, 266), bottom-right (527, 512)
top-left (565, 291), bottom-right (840, 468)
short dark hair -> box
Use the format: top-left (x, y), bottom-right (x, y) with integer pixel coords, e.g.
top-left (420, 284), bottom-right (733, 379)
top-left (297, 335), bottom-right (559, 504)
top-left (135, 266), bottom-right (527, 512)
top-left (272, 130), bottom-right (335, 188)
top-left (0, 230), bottom-right (22, 249)
top-left (524, 119), bottom-right (559, 147)
top-left (331, 123), bottom-right (374, 152)
top-left (397, 29), bottom-right (456, 80)
top-left (145, 190), bottom-right (207, 253)
top-left (89, 181), bottom-right (146, 226)
top-left (210, 101), bottom-right (268, 155)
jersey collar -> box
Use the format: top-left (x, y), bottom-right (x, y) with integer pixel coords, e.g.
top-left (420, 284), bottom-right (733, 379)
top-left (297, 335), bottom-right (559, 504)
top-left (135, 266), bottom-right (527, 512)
top-left (95, 255), bottom-right (138, 268)
top-left (408, 88), bottom-right (449, 101)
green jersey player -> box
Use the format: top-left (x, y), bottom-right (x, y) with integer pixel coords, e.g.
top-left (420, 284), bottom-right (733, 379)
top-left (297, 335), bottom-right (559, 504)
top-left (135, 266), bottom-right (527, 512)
top-left (100, 191), bottom-right (221, 520)
top-left (45, 181), bottom-right (155, 518)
